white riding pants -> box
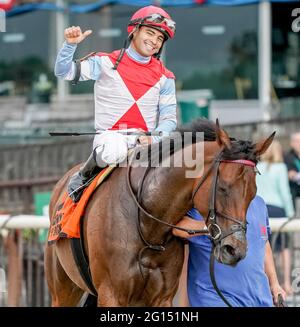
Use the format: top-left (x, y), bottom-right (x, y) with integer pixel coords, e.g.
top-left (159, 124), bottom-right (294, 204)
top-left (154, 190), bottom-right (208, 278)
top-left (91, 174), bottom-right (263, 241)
top-left (93, 130), bottom-right (139, 166)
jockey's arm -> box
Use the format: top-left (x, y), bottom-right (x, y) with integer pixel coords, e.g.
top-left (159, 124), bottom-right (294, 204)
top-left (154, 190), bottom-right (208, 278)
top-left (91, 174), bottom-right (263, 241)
top-left (54, 42), bottom-right (101, 81)
top-left (172, 216), bottom-right (206, 239)
top-left (152, 78), bottom-right (177, 143)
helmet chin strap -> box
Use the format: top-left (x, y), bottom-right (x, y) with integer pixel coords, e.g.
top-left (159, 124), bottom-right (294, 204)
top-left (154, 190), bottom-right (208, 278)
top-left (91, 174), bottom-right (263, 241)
top-left (112, 32), bottom-right (134, 70)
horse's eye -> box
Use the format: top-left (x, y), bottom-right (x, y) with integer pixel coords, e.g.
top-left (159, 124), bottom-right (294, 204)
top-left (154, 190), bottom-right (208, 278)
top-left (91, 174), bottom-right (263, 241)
top-left (254, 167), bottom-right (261, 175)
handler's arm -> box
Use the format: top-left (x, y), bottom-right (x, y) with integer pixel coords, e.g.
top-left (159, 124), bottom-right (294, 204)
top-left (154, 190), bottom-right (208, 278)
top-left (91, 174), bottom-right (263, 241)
top-left (172, 216), bottom-right (206, 239)
top-left (264, 241), bottom-right (286, 304)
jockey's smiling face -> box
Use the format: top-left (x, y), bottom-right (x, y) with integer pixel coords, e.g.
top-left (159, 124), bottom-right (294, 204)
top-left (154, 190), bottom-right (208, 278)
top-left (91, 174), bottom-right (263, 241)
top-left (131, 26), bottom-right (165, 57)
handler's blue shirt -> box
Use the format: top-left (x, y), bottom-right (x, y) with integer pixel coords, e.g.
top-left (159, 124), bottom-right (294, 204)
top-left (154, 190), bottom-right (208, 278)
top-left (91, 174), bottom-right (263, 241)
top-left (187, 196), bottom-right (273, 307)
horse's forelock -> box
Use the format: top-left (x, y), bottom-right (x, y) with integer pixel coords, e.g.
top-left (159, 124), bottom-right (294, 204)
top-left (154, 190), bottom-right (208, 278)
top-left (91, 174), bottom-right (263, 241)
top-left (222, 140), bottom-right (258, 163)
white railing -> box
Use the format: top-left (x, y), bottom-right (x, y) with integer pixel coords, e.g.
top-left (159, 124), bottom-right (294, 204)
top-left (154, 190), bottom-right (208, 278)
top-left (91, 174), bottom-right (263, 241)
top-left (0, 215), bottom-right (49, 229)
top-left (1, 215), bottom-right (300, 307)
top-left (1, 215), bottom-right (300, 231)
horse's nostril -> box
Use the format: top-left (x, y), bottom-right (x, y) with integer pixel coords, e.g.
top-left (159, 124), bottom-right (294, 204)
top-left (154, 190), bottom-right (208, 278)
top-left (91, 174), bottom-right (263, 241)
top-left (223, 245), bottom-right (236, 256)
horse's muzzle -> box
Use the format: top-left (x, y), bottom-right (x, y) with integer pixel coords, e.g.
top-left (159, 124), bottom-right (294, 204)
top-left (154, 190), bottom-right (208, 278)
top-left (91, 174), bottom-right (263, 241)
top-left (216, 234), bottom-right (247, 266)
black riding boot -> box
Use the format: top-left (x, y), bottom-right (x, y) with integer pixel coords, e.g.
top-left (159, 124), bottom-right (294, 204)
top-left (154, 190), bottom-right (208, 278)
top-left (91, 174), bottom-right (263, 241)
top-left (68, 153), bottom-right (97, 203)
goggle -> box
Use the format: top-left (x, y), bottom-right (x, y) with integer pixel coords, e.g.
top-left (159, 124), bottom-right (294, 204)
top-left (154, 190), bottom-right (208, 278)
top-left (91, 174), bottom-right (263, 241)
top-left (130, 13), bottom-right (176, 34)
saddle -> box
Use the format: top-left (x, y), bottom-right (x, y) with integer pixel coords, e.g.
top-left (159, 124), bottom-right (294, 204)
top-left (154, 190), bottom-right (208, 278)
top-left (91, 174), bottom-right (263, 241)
top-left (48, 165), bottom-right (115, 244)
top-left (48, 166), bottom-right (116, 298)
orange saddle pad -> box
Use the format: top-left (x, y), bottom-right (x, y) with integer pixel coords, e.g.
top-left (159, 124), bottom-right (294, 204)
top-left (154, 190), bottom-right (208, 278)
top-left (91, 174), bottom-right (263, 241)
top-left (48, 166), bottom-right (115, 244)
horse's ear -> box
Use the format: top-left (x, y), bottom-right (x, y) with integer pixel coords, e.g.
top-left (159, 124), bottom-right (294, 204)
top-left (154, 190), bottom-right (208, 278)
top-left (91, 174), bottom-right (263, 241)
top-left (215, 118), bottom-right (231, 149)
top-left (254, 132), bottom-right (276, 156)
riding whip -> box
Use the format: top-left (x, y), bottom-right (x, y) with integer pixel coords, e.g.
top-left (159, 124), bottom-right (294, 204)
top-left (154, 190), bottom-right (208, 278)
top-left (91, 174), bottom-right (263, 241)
top-left (49, 131), bottom-right (162, 136)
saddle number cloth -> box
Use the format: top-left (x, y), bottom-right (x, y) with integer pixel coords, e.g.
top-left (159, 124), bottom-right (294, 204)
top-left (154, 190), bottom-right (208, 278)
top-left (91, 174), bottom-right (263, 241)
top-left (48, 166), bottom-right (114, 244)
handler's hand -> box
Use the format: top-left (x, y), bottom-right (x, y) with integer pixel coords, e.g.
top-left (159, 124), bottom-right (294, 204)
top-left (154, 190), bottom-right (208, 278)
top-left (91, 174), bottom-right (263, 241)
top-left (64, 26), bottom-right (92, 45)
top-left (271, 283), bottom-right (286, 306)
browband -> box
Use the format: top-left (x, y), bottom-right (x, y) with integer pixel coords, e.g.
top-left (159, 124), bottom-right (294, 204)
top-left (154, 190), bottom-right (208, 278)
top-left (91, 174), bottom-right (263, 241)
top-left (220, 159), bottom-right (256, 167)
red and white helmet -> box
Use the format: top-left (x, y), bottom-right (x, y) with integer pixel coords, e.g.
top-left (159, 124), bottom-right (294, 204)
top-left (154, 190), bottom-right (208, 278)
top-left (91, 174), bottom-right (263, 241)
top-left (127, 6), bottom-right (176, 39)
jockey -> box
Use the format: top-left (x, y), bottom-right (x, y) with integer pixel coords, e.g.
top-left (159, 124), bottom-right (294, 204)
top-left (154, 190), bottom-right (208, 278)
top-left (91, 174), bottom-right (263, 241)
top-left (54, 6), bottom-right (177, 202)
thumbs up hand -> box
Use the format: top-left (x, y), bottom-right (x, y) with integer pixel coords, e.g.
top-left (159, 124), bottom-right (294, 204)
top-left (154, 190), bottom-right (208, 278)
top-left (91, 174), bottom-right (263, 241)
top-left (64, 26), bottom-right (92, 45)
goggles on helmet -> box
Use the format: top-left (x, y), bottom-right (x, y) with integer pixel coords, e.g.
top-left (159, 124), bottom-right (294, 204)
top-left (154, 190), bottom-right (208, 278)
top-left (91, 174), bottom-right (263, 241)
top-left (144, 13), bottom-right (176, 33)
top-left (129, 13), bottom-right (176, 35)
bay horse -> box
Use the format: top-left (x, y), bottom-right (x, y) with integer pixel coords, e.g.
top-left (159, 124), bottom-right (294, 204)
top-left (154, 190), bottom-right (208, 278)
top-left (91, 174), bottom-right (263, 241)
top-left (44, 119), bottom-right (274, 306)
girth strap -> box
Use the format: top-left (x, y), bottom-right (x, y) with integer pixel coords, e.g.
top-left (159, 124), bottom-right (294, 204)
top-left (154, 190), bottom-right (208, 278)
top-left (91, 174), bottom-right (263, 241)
top-left (70, 216), bottom-right (98, 296)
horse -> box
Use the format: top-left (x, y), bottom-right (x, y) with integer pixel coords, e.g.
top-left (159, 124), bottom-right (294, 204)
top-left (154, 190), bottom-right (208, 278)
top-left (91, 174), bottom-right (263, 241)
top-left (44, 119), bottom-right (274, 307)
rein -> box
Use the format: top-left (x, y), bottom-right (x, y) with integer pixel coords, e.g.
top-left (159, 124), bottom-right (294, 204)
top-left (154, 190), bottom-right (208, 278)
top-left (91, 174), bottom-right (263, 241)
top-left (126, 164), bottom-right (208, 236)
top-left (203, 156), bottom-right (255, 308)
top-left (126, 162), bottom-right (208, 279)
top-left (126, 146), bottom-right (257, 307)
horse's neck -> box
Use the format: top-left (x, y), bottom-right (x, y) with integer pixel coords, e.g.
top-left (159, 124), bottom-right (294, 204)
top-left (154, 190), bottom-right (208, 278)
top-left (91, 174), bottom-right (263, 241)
top-left (136, 142), bottom-right (205, 235)
top-left (136, 140), bottom-right (222, 237)
top-left (147, 167), bottom-right (194, 216)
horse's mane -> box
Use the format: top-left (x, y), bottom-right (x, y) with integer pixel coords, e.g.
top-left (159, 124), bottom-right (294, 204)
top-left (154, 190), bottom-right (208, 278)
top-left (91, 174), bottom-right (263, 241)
top-left (132, 119), bottom-right (258, 165)
top-left (177, 118), bottom-right (218, 142)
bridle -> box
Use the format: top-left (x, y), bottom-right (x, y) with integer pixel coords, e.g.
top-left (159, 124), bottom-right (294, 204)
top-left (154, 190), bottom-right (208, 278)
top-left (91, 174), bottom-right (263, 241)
top-left (126, 147), bottom-right (257, 288)
top-left (127, 148), bottom-right (256, 245)
top-left (191, 150), bottom-right (257, 307)
top-left (192, 150), bottom-right (257, 245)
